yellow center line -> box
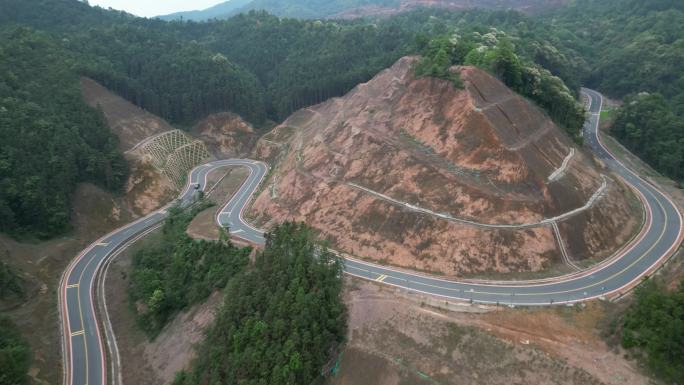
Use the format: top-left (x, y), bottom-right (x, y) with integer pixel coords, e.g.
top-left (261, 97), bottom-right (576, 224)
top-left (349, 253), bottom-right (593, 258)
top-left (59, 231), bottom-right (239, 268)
top-left (348, 181), bottom-right (675, 300)
top-left (71, 330), bottom-right (84, 337)
top-left (401, 186), bottom-right (671, 297)
top-left (66, 283), bottom-right (80, 289)
top-left (74, 249), bottom-right (92, 384)
top-left (96, 242), bottom-right (109, 247)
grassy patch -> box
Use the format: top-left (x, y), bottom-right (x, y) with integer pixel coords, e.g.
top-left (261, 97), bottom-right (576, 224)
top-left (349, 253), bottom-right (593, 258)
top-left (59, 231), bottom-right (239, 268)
top-left (599, 109), bottom-right (616, 128)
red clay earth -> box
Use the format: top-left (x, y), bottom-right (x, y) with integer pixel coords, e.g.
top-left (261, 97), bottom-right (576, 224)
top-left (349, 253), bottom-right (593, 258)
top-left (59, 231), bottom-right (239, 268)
top-left (248, 56), bottom-right (641, 276)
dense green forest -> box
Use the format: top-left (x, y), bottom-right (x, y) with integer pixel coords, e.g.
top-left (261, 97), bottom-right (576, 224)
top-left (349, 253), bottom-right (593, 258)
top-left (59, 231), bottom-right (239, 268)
top-left (620, 279), bottom-right (684, 384)
top-left (544, 0), bottom-right (684, 181)
top-left (417, 32), bottom-right (585, 141)
top-left (181, 11), bottom-right (417, 119)
top-left (0, 28), bottom-right (128, 237)
top-left (174, 222), bottom-right (346, 385)
top-left (1, 1), bottom-right (587, 123)
top-left (0, 260), bottom-right (24, 301)
top-left (74, 26), bottom-right (267, 125)
top-left (611, 93), bottom-right (684, 182)
top-left (0, 316), bottom-right (30, 385)
top-left (129, 203), bottom-right (250, 337)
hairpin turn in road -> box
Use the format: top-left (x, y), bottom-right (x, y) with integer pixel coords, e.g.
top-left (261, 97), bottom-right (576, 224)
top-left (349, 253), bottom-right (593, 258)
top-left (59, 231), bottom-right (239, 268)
top-left (59, 90), bottom-right (682, 385)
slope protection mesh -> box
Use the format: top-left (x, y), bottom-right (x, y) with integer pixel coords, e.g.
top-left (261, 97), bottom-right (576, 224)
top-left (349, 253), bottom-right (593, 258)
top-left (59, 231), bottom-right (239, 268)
top-left (140, 129), bottom-right (211, 188)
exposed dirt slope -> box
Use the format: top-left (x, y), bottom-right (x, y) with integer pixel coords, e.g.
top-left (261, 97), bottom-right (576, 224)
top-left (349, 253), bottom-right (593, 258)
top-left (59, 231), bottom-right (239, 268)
top-left (81, 77), bottom-right (176, 216)
top-left (81, 77), bottom-right (172, 152)
top-left (191, 112), bottom-right (260, 158)
top-left (331, 277), bottom-right (650, 385)
top-left (249, 57), bottom-right (639, 275)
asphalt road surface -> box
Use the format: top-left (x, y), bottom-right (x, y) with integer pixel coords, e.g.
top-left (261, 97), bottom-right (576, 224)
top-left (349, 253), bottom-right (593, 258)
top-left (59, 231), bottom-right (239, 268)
top-left (60, 160), bottom-right (267, 385)
top-left (60, 90), bottom-right (682, 385)
top-left (343, 89), bottom-right (682, 305)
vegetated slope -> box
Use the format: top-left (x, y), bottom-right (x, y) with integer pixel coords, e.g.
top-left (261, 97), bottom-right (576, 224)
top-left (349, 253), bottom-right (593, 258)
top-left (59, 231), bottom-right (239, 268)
top-left (618, 278), bottom-right (684, 384)
top-left (128, 204), bottom-right (250, 337)
top-left (80, 78), bottom-right (174, 151)
top-left (0, 28), bottom-right (128, 238)
top-left (187, 11), bottom-right (418, 121)
top-left (544, 0), bottom-right (684, 182)
top-left (159, 0), bottom-right (570, 21)
top-left (250, 57), bottom-right (639, 275)
top-left (79, 77), bottom-right (179, 216)
top-left (0, 1), bottom-right (268, 127)
top-left (173, 222), bottom-right (346, 385)
top-left (0, 316), bottom-right (31, 385)
top-left (74, 26), bottom-right (267, 126)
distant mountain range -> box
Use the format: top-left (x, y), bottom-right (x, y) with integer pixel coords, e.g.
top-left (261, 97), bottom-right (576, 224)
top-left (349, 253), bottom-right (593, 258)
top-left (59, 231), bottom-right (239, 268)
top-left (158, 0), bottom-right (253, 21)
top-left (157, 0), bottom-right (569, 21)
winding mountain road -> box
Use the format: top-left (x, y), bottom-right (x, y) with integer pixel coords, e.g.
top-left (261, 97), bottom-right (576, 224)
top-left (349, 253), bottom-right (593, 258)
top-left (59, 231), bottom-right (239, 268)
top-left (59, 160), bottom-right (267, 385)
top-left (60, 90), bottom-right (683, 385)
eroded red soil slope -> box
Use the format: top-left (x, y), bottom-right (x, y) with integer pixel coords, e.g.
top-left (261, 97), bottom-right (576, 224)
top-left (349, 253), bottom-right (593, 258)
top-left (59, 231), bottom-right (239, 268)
top-left (249, 57), bottom-right (639, 275)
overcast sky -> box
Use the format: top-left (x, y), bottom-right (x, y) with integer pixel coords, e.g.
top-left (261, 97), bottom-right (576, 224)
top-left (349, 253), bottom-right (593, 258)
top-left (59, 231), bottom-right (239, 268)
top-left (88, 0), bottom-right (224, 17)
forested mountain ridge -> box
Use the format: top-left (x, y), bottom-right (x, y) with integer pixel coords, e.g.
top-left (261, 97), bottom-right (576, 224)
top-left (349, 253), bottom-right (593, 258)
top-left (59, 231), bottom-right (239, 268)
top-left (158, 0), bottom-right (253, 21)
top-left (0, 0), bottom-right (591, 238)
top-left (158, 0), bottom-right (570, 21)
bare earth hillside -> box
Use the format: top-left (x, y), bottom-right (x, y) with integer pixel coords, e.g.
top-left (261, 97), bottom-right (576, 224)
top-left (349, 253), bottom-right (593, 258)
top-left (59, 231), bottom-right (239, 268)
top-left (191, 112), bottom-right (260, 158)
top-left (80, 78), bottom-right (173, 151)
top-left (249, 57), bottom-right (640, 276)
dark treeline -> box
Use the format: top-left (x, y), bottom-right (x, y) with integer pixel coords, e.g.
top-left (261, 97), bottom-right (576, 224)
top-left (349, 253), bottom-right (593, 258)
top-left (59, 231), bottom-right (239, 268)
top-left (2, 0), bottom-right (268, 125)
top-left (1, 1), bottom-right (587, 124)
top-left (129, 203), bottom-right (250, 337)
top-left (73, 26), bottom-right (267, 125)
top-left (174, 222), bottom-right (346, 385)
top-left (172, 11), bottom-right (419, 120)
top-left (619, 278), bottom-right (684, 384)
top-left (611, 93), bottom-right (684, 182)
top-left (0, 260), bottom-right (24, 301)
top-left (175, 9), bottom-right (588, 121)
top-left (0, 28), bottom-right (128, 237)
top-left (0, 316), bottom-right (31, 385)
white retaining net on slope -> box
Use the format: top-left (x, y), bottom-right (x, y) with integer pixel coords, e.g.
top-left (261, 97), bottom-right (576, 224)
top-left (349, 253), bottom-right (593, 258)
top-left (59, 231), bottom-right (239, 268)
top-left (140, 130), bottom-right (211, 188)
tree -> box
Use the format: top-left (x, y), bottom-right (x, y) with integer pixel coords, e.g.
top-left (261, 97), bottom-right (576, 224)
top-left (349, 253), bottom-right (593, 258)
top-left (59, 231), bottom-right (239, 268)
top-left (611, 93), bottom-right (684, 182)
top-left (620, 279), bottom-right (684, 383)
top-left (129, 203), bottom-right (250, 337)
top-left (0, 316), bottom-right (30, 385)
top-left (174, 222), bottom-right (347, 385)
top-left (489, 38), bottom-right (522, 90)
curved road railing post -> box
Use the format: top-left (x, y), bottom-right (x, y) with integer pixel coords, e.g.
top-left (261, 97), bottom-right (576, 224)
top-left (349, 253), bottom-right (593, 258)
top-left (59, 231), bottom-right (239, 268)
top-left (59, 91), bottom-right (682, 385)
